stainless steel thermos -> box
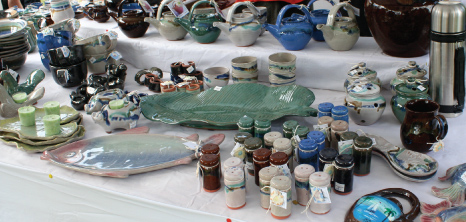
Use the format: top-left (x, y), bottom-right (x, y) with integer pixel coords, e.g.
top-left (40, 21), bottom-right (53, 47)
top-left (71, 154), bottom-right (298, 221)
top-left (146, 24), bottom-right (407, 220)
top-left (429, 1), bottom-right (466, 118)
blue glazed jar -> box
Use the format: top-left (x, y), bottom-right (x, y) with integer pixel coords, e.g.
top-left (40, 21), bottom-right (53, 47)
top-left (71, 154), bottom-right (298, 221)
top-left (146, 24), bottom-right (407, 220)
top-left (298, 139), bottom-right (319, 170)
top-left (318, 102), bottom-right (334, 118)
top-left (332, 105), bottom-right (349, 123)
top-left (307, 131), bottom-right (325, 152)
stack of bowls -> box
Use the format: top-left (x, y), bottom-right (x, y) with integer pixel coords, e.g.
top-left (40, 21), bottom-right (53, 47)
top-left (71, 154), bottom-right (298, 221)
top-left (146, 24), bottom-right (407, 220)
top-left (0, 19), bottom-right (30, 70)
top-left (268, 52), bottom-right (297, 87)
top-left (231, 56), bottom-right (258, 83)
top-left (75, 31), bottom-right (118, 74)
top-left (47, 45), bottom-right (88, 87)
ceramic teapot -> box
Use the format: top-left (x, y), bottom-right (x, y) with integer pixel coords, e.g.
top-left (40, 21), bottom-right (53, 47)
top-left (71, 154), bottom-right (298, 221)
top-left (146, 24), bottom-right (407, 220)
top-left (144, 0), bottom-right (188, 41)
top-left (317, 2), bottom-right (360, 51)
top-left (105, 0), bottom-right (123, 12)
top-left (213, 2), bottom-right (261, 47)
top-left (110, 0), bottom-right (150, 38)
top-left (174, 0), bottom-right (224, 44)
top-left (264, 4), bottom-right (314, 51)
top-left (306, 0), bottom-right (335, 41)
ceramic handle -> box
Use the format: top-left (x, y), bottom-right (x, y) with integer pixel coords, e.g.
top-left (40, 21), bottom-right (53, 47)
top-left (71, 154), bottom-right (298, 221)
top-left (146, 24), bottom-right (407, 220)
top-left (226, 2), bottom-right (258, 23)
top-left (327, 2), bottom-right (356, 26)
top-left (189, 0), bottom-right (217, 22)
top-left (307, 0), bottom-right (335, 9)
top-left (156, 0), bottom-right (171, 20)
top-left (434, 114), bottom-right (448, 140)
top-left (276, 4), bottom-right (313, 28)
top-left (376, 188), bottom-right (420, 221)
top-left (135, 70), bottom-right (149, 85)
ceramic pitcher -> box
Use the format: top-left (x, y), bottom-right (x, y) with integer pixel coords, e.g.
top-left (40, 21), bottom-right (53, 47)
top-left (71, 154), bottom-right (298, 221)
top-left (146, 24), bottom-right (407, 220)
top-left (400, 99), bottom-right (448, 153)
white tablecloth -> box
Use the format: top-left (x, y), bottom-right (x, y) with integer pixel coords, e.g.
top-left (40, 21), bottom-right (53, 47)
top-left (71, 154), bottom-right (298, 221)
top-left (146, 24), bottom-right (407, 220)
top-left (0, 18), bottom-right (462, 222)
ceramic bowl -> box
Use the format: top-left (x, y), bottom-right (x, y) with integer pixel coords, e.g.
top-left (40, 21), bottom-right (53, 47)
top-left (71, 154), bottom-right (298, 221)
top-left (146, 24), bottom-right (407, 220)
top-left (231, 56), bottom-right (257, 74)
top-left (47, 44), bottom-right (85, 66)
top-left (50, 60), bottom-right (88, 87)
top-left (37, 30), bottom-right (73, 52)
top-left (40, 18), bottom-right (80, 36)
top-left (85, 52), bottom-right (120, 74)
top-left (268, 52), bottom-right (296, 74)
top-left (2, 51), bottom-right (28, 70)
top-left (75, 32), bottom-right (117, 55)
top-left (0, 19), bottom-right (28, 39)
top-left (203, 67), bottom-right (230, 89)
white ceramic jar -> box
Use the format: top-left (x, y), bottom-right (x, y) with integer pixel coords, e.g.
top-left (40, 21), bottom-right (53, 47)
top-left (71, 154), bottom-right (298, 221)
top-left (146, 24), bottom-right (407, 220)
top-left (345, 82), bottom-right (386, 126)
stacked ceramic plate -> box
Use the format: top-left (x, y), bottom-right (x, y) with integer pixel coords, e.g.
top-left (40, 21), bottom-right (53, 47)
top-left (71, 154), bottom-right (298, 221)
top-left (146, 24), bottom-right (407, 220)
top-left (0, 19), bottom-right (30, 69)
top-left (0, 106), bottom-right (85, 153)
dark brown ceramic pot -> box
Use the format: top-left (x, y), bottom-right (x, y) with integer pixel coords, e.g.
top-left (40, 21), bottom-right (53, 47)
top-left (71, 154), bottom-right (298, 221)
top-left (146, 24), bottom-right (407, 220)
top-left (89, 6), bottom-right (110, 23)
top-left (365, 0), bottom-right (436, 57)
top-left (105, 0), bottom-right (123, 12)
top-left (400, 99), bottom-right (448, 153)
top-left (110, 0), bottom-right (150, 38)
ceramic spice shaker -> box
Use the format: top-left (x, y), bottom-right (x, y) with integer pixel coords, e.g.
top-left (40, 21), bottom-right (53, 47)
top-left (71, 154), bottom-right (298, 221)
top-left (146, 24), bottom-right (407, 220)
top-left (318, 102), bottom-right (334, 117)
top-left (224, 166), bottom-right (246, 209)
top-left (270, 152), bottom-right (290, 176)
top-left (254, 119), bottom-right (271, 146)
top-left (353, 136), bottom-right (373, 176)
top-left (298, 139), bottom-right (319, 170)
top-left (330, 120), bottom-right (349, 150)
top-left (291, 125), bottom-right (310, 153)
top-left (294, 164), bottom-right (316, 206)
top-left (307, 131), bottom-right (326, 152)
top-left (253, 148), bottom-right (272, 186)
top-left (244, 137), bottom-right (262, 176)
top-left (259, 166), bottom-right (281, 209)
top-left (338, 131), bottom-right (359, 155)
top-left (309, 172), bottom-right (331, 214)
top-left (238, 115), bottom-right (254, 135)
top-left (200, 154), bottom-right (221, 192)
top-left (273, 138), bottom-right (294, 173)
top-left (282, 120), bottom-right (298, 139)
top-left (233, 132), bottom-right (252, 162)
top-left (333, 154), bottom-right (354, 195)
top-left (223, 157), bottom-right (244, 173)
top-left (264, 131), bottom-right (283, 150)
top-left (318, 147), bottom-right (338, 187)
top-left (270, 176), bottom-right (292, 219)
top-left (201, 144), bottom-right (221, 177)
top-left (318, 116), bottom-right (334, 145)
top-left (331, 105), bottom-right (349, 123)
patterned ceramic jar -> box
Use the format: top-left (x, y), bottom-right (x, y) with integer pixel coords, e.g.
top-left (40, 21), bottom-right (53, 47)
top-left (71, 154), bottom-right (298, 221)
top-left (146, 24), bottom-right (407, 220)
top-left (391, 78), bottom-right (430, 123)
top-left (345, 82), bottom-right (386, 126)
top-left (344, 62), bottom-right (381, 92)
top-left (390, 61), bottom-right (428, 95)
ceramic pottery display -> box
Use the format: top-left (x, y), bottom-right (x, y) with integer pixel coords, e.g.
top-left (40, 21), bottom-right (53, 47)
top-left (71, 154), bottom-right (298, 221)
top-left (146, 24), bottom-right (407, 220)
top-left (344, 62), bottom-right (381, 91)
top-left (401, 99), bottom-right (448, 153)
top-left (390, 61), bottom-right (428, 95)
top-left (0, 19), bottom-right (31, 70)
top-left (85, 89), bottom-right (145, 114)
top-left (391, 78), bottom-right (430, 123)
top-left (368, 133), bottom-right (438, 182)
top-left (242, 6), bottom-right (267, 36)
top-left (41, 127), bottom-right (226, 178)
top-left (268, 52), bottom-right (296, 86)
top-left (37, 29), bottom-right (74, 71)
top-left (0, 84), bottom-right (45, 118)
top-left (110, 0), bottom-right (150, 38)
top-left (0, 69), bottom-right (45, 96)
top-left (420, 200), bottom-right (466, 222)
top-left (140, 83), bottom-right (317, 129)
top-left (92, 100), bottom-right (141, 133)
top-left (264, 4), bottom-right (314, 51)
top-left (432, 163), bottom-right (466, 206)
top-left (345, 82), bottom-right (386, 126)
top-left (50, 0), bottom-right (75, 23)
top-left (145, 0), bottom-right (187, 41)
top-left (344, 188), bottom-right (420, 221)
top-left (214, 2), bottom-right (261, 47)
top-left (365, 0), bottom-right (436, 57)
top-left (231, 56), bottom-right (258, 83)
top-left (306, 0), bottom-right (334, 41)
top-left (0, 105), bottom-right (85, 153)
top-left (317, 2), bottom-right (360, 51)
top-left (175, 0), bottom-right (224, 44)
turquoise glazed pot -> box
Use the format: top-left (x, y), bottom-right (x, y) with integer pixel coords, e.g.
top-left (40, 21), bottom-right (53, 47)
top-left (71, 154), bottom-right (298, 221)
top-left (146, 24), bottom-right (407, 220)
top-left (391, 78), bottom-right (430, 123)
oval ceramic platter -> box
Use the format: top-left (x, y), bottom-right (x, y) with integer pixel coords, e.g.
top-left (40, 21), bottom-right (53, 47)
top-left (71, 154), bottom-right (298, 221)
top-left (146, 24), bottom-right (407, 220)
top-left (140, 83), bottom-right (317, 129)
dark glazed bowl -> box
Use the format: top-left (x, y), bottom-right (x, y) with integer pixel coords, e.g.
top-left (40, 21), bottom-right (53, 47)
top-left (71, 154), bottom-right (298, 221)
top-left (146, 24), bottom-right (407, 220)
top-left (50, 61), bottom-right (88, 87)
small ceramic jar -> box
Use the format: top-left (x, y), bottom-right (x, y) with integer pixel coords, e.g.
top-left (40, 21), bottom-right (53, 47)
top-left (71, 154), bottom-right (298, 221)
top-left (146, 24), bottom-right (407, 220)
top-left (330, 120), bottom-right (349, 150)
top-left (238, 115), bottom-right (254, 135)
top-left (259, 166), bottom-right (281, 209)
top-left (200, 154), bottom-right (221, 192)
top-left (244, 137), bottom-right (262, 176)
top-left (201, 143), bottom-right (221, 177)
top-left (318, 102), bottom-right (334, 118)
top-left (345, 82), bottom-right (386, 126)
top-left (391, 78), bottom-right (430, 123)
top-left (318, 147), bottom-right (338, 187)
top-left (270, 176), bottom-right (292, 219)
top-left (254, 119), bottom-right (271, 146)
top-left (233, 132), bottom-right (252, 161)
top-left (338, 131), bottom-right (358, 155)
top-left (353, 136), bottom-right (373, 176)
top-left (224, 166), bottom-right (246, 209)
top-left (309, 172), bottom-right (331, 214)
top-left (282, 120), bottom-right (298, 139)
top-left (223, 157), bottom-right (244, 173)
top-left (264, 131), bottom-right (283, 150)
top-left (331, 105), bottom-right (349, 123)
top-left (390, 61), bottom-right (428, 95)
top-left (290, 125), bottom-right (310, 158)
top-left (333, 154), bottom-right (354, 195)
top-left (273, 138), bottom-right (293, 173)
top-left (318, 116), bottom-right (334, 145)
top-left (270, 152), bottom-right (290, 176)
top-left (344, 62), bottom-right (381, 91)
top-left (307, 131), bottom-right (325, 152)
top-left (253, 148), bottom-right (272, 186)
top-left (294, 164), bottom-right (315, 206)
top-left (298, 139), bottom-right (319, 170)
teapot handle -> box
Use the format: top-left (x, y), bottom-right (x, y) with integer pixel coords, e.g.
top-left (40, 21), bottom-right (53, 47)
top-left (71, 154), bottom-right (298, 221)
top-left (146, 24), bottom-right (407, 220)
top-left (326, 2), bottom-right (356, 26)
top-left (276, 4), bottom-right (313, 28)
top-left (118, 0), bottom-right (145, 17)
top-left (226, 2), bottom-right (257, 23)
top-left (156, 0), bottom-right (171, 20)
top-left (188, 0), bottom-right (218, 23)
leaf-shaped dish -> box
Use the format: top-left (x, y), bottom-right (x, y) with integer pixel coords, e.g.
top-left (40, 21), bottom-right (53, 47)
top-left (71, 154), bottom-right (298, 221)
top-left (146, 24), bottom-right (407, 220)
top-left (140, 83), bottom-right (317, 129)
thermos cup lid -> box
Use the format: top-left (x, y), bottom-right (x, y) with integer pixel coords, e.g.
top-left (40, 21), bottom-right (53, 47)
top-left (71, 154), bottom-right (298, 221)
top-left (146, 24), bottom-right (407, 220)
top-left (431, 1), bottom-right (466, 33)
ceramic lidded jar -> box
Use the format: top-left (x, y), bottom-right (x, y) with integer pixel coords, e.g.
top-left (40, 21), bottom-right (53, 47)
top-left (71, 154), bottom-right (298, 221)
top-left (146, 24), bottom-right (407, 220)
top-left (338, 131), bottom-right (359, 155)
top-left (309, 172), bottom-right (331, 214)
top-left (244, 137), bottom-right (262, 176)
top-left (223, 156), bottom-right (244, 173)
top-left (224, 166), bottom-right (246, 209)
top-left (307, 131), bottom-right (325, 152)
top-left (238, 115), bottom-right (254, 135)
top-left (344, 62), bottom-right (381, 91)
top-left (253, 148), bottom-right (272, 186)
top-left (259, 166), bottom-right (281, 209)
top-left (282, 120), bottom-right (298, 139)
top-left (318, 147), bottom-right (338, 186)
top-left (200, 154), bottom-right (221, 192)
top-left (330, 120), bottom-right (349, 150)
top-left (273, 138), bottom-right (293, 172)
top-left (290, 125), bottom-right (310, 151)
top-left (270, 176), bottom-right (292, 219)
top-left (318, 102), bottom-right (334, 118)
top-left (264, 131), bottom-right (283, 150)
top-left (233, 132), bottom-right (252, 161)
top-left (270, 152), bottom-right (290, 175)
top-left (353, 136), bottom-right (373, 176)
top-left (298, 138), bottom-right (319, 170)
top-left (345, 82), bottom-right (386, 126)
top-left (391, 78), bottom-right (430, 123)
top-left (294, 164), bottom-right (316, 206)
top-left (254, 119), bottom-right (271, 145)
top-left (331, 105), bottom-right (349, 123)
top-left (390, 61), bottom-right (428, 95)
top-left (333, 154), bottom-right (354, 195)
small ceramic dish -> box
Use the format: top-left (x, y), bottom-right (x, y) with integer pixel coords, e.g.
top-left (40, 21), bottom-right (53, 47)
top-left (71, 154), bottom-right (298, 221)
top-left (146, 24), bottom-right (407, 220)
top-left (203, 66), bottom-right (230, 89)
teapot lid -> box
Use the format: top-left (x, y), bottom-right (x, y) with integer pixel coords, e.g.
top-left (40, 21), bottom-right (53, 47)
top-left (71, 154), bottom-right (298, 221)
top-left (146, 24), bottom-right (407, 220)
top-left (396, 61), bottom-right (427, 79)
top-left (395, 78), bottom-right (428, 95)
top-left (347, 62), bottom-right (377, 79)
top-left (347, 82), bottom-right (381, 96)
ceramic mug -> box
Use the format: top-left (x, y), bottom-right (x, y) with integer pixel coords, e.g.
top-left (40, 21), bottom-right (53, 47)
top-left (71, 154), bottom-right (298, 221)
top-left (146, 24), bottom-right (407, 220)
top-left (400, 99), bottom-right (448, 153)
top-left (203, 67), bottom-right (230, 89)
top-left (50, 60), bottom-right (88, 87)
top-left (268, 52), bottom-right (296, 74)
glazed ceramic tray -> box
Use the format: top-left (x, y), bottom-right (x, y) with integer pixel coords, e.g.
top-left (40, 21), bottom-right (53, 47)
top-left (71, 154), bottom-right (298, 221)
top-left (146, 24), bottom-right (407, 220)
top-left (140, 83), bottom-right (317, 129)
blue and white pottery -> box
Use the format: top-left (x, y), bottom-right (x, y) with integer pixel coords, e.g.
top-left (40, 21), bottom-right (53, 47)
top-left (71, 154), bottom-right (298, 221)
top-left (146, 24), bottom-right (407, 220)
top-left (203, 67), bottom-right (230, 89)
top-left (91, 100), bottom-right (141, 133)
top-left (345, 82), bottom-right (386, 126)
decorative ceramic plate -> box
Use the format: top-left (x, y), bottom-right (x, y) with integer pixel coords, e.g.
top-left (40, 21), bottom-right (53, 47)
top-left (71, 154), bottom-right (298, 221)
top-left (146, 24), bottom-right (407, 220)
top-left (140, 83), bottom-right (317, 129)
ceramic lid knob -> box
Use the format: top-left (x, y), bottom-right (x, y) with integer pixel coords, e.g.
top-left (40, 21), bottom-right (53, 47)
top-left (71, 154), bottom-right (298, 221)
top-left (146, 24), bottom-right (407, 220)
top-left (294, 164), bottom-right (315, 180)
top-left (354, 136), bottom-right (373, 148)
top-left (309, 172), bottom-right (330, 186)
top-left (244, 137), bottom-right (262, 149)
top-left (264, 131), bottom-right (283, 144)
top-left (331, 120), bottom-right (349, 131)
top-left (201, 144), bottom-right (220, 155)
top-left (339, 131), bottom-right (359, 141)
top-left (253, 148), bottom-right (272, 161)
top-left (318, 116), bottom-right (334, 126)
top-left (270, 152), bottom-right (288, 165)
top-left (234, 132), bottom-right (252, 143)
top-left (259, 166), bottom-right (281, 181)
top-left (200, 154), bottom-right (220, 167)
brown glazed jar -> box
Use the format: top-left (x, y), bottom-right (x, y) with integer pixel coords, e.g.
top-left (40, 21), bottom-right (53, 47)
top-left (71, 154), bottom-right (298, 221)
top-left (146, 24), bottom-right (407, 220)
top-left (244, 137), bottom-right (262, 176)
top-left (200, 154), bottom-right (221, 192)
top-left (253, 148), bottom-right (272, 186)
top-left (365, 0), bottom-right (436, 57)
top-left (330, 120), bottom-right (349, 150)
top-left (201, 143), bottom-right (221, 177)
top-left (270, 152), bottom-right (289, 174)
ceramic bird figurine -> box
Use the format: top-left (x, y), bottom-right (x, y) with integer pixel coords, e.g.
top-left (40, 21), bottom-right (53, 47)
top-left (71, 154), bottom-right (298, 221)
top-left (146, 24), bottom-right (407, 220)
top-left (0, 69), bottom-right (45, 95)
top-left (432, 163), bottom-right (466, 206)
top-left (420, 200), bottom-right (466, 222)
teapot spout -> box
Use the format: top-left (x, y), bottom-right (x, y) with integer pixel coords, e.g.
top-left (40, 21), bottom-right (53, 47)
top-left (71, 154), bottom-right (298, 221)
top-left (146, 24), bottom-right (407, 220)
top-left (264, 24), bottom-right (280, 40)
top-left (144, 17), bottom-right (161, 28)
top-left (316, 24), bottom-right (334, 41)
top-left (213, 22), bottom-right (230, 36)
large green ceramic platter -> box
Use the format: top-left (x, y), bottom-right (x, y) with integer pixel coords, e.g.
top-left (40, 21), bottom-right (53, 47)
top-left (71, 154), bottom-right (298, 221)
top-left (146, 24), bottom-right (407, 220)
top-left (1, 126), bottom-right (86, 153)
top-left (140, 83), bottom-right (317, 129)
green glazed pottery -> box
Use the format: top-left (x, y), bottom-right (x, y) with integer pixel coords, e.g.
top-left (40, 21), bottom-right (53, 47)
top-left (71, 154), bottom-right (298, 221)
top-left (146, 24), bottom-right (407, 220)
top-left (391, 78), bottom-right (430, 123)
